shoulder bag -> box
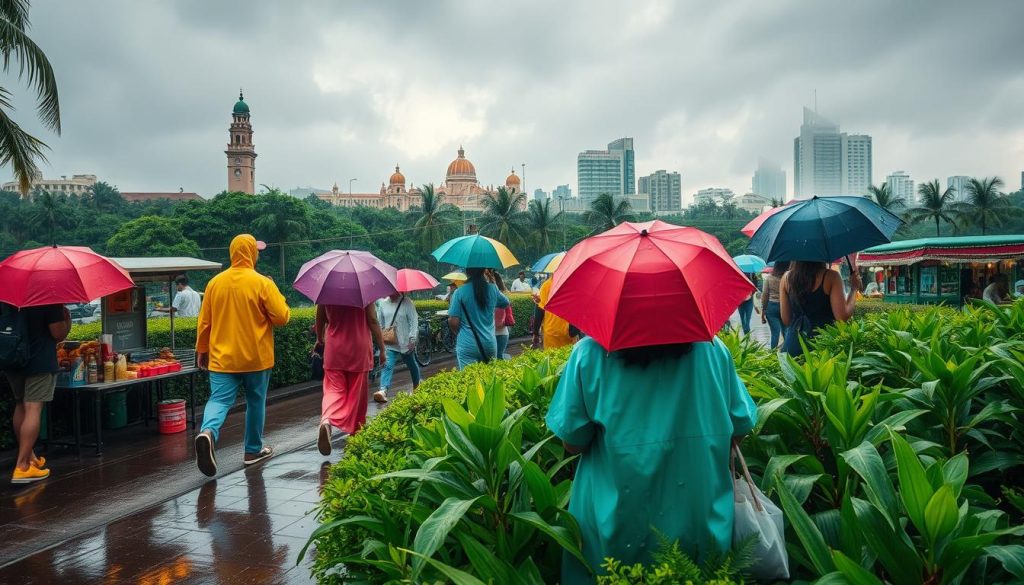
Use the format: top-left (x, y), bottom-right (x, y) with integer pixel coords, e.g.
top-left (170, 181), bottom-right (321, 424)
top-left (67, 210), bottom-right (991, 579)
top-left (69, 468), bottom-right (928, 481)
top-left (458, 300), bottom-right (492, 363)
top-left (381, 296), bottom-right (404, 346)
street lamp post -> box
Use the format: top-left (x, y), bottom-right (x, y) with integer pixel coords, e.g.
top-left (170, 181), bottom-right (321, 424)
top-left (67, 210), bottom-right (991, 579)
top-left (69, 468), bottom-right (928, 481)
top-left (521, 163), bottom-right (526, 197)
top-left (558, 195), bottom-right (567, 250)
top-left (348, 178), bottom-right (357, 195)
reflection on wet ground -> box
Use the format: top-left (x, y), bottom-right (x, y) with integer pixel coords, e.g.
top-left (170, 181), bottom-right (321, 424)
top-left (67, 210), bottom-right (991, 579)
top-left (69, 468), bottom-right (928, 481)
top-left (1, 446), bottom-right (330, 584)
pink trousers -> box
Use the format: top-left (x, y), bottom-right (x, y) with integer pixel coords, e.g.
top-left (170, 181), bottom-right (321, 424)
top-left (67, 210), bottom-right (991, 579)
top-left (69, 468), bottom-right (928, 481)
top-left (322, 369), bottom-right (369, 435)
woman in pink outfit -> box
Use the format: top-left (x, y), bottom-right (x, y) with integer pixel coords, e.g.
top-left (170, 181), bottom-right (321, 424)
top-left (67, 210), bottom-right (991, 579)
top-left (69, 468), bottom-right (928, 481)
top-left (313, 303), bottom-right (385, 456)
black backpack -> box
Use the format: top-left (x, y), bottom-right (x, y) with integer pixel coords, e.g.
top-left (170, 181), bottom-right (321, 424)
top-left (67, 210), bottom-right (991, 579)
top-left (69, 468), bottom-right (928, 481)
top-left (0, 304), bottom-right (30, 370)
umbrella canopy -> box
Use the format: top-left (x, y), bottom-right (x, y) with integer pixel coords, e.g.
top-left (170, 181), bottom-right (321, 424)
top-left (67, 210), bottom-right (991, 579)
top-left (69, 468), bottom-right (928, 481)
top-left (431, 235), bottom-right (519, 269)
top-left (293, 250), bottom-right (398, 307)
top-left (731, 254), bottom-right (767, 274)
top-left (747, 196), bottom-right (903, 262)
top-left (531, 251), bottom-right (566, 274)
top-left (545, 220), bottom-right (755, 351)
top-left (396, 268), bottom-right (440, 293)
top-left (740, 202), bottom-right (797, 237)
top-left (0, 246), bottom-right (135, 308)
top-left (441, 271), bottom-right (467, 282)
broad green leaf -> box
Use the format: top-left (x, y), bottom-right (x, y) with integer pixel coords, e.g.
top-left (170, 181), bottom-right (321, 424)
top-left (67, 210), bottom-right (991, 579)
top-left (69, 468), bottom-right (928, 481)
top-left (984, 544), bottom-right (1024, 580)
top-left (889, 429), bottom-right (934, 535)
top-left (848, 498), bottom-right (922, 585)
top-left (832, 550), bottom-right (884, 585)
top-left (775, 477), bottom-right (835, 575)
top-left (442, 397), bottom-right (474, 428)
top-left (760, 454), bottom-right (807, 492)
top-left (456, 532), bottom-right (517, 584)
top-left (522, 460), bottom-right (556, 513)
top-left (411, 496), bottom-right (481, 579)
top-left (941, 452), bottom-right (969, 498)
top-left (516, 557), bottom-right (546, 585)
top-left (923, 485), bottom-right (959, 546)
top-left (477, 377), bottom-right (506, 427)
top-left (403, 549), bottom-right (487, 585)
top-left (841, 441), bottom-right (897, 525)
top-left (755, 397), bottom-right (793, 433)
top-left (939, 526), bottom-right (1024, 581)
top-left (442, 417), bottom-right (487, 475)
top-left (297, 515), bottom-right (385, 563)
top-left (467, 379), bottom-right (485, 416)
top-left (509, 511), bottom-right (589, 568)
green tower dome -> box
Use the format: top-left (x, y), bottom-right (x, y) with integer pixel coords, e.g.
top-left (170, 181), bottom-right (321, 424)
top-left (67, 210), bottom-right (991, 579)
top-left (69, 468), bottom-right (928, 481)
top-left (233, 90), bottom-right (249, 114)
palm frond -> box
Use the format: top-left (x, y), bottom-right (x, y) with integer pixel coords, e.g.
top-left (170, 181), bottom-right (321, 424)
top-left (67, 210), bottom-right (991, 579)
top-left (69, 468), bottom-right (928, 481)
top-left (0, 17), bottom-right (61, 132)
top-left (0, 99), bottom-right (47, 195)
top-left (0, 0), bottom-right (30, 30)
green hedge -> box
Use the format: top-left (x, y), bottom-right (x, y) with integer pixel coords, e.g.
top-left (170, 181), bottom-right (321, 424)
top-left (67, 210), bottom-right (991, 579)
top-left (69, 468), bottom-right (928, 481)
top-left (852, 297), bottom-right (954, 317)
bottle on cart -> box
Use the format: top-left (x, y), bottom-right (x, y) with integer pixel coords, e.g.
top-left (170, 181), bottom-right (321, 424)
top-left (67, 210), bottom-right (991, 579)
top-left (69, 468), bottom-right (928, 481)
top-left (95, 353), bottom-right (104, 382)
top-left (87, 355), bottom-right (98, 384)
top-left (104, 358), bottom-right (115, 382)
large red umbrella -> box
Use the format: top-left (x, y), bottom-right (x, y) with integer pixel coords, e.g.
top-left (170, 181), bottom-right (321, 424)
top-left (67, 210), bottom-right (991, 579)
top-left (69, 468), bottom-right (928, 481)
top-left (545, 220), bottom-right (755, 351)
top-left (0, 246), bottom-right (135, 307)
top-left (396, 268), bottom-right (440, 293)
top-left (740, 201), bottom-right (797, 237)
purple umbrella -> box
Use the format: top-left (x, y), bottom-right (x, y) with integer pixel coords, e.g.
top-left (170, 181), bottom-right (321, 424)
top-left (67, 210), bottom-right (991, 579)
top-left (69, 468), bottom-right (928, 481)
top-left (293, 250), bottom-right (398, 307)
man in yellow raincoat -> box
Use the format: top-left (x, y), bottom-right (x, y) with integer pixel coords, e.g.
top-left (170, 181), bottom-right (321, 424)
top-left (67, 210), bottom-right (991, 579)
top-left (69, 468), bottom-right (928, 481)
top-left (194, 234), bottom-right (290, 477)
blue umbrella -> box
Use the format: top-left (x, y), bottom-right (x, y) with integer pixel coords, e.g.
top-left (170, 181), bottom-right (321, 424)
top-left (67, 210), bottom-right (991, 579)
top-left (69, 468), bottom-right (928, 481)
top-left (731, 254), bottom-right (767, 274)
top-left (747, 196), bottom-right (904, 262)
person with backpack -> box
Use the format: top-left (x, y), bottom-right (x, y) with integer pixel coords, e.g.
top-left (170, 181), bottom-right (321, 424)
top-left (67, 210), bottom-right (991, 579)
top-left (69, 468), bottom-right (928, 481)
top-left (779, 261), bottom-right (860, 356)
top-left (447, 268), bottom-right (509, 369)
top-left (1, 302), bottom-right (71, 484)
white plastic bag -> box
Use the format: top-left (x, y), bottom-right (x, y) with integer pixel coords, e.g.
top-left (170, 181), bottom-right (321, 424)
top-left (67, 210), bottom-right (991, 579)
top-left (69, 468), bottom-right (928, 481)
top-left (732, 445), bottom-right (789, 580)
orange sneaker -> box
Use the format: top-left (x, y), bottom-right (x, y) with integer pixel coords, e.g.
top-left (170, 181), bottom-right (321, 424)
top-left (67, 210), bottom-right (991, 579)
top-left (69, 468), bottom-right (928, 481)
top-left (12, 465), bottom-right (50, 484)
top-left (32, 456), bottom-right (46, 469)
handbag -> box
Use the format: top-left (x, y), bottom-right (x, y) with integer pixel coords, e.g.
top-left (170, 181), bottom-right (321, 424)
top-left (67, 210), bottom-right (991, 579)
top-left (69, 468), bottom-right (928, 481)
top-left (502, 305), bottom-right (515, 327)
top-left (310, 344), bottom-right (325, 381)
top-left (732, 443), bottom-right (789, 580)
top-left (459, 300), bottom-right (492, 363)
top-left (381, 296), bottom-right (404, 345)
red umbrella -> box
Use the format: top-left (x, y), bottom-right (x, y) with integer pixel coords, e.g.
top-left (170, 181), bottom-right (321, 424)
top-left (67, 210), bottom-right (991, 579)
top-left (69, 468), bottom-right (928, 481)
top-left (395, 268), bottom-right (440, 293)
top-left (545, 220), bottom-right (755, 351)
top-left (741, 202), bottom-right (795, 237)
top-left (0, 246), bottom-right (135, 307)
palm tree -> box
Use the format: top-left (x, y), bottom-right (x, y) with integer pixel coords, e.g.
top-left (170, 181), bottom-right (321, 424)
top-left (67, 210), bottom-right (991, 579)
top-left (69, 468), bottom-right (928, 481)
top-left (526, 198), bottom-right (562, 256)
top-left (479, 186), bottom-right (528, 247)
top-left (962, 176), bottom-right (1014, 235)
top-left (866, 182), bottom-right (906, 212)
top-left (252, 199), bottom-right (305, 280)
top-left (905, 179), bottom-right (959, 237)
top-left (0, 1), bottom-right (61, 196)
top-left (769, 197), bottom-right (784, 208)
top-left (412, 184), bottom-right (457, 253)
top-left (30, 190), bottom-right (60, 245)
top-left (585, 193), bottom-right (634, 232)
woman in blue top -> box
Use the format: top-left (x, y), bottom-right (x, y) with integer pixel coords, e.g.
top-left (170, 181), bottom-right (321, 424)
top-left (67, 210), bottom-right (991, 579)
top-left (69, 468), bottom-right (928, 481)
top-left (546, 337), bottom-right (757, 584)
top-left (447, 268), bottom-right (510, 369)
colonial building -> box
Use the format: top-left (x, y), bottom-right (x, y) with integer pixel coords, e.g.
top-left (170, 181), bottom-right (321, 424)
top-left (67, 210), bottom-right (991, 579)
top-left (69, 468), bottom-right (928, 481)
top-left (314, 146), bottom-right (522, 212)
top-left (3, 172), bottom-right (97, 197)
top-left (226, 91), bottom-right (257, 194)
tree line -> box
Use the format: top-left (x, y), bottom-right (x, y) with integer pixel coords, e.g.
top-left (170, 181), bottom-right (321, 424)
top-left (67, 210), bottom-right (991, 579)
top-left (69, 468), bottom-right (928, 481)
top-left (867, 176), bottom-right (1023, 237)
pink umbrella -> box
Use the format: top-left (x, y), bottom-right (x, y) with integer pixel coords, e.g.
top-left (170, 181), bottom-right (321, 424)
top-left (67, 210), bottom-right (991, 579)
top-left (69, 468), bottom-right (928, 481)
top-left (293, 250), bottom-right (398, 307)
top-left (396, 268), bottom-right (439, 293)
top-left (0, 246), bottom-right (135, 307)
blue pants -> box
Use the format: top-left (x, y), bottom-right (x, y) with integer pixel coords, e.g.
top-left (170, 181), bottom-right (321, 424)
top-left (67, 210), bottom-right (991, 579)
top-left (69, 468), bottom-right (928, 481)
top-left (201, 370), bottom-right (270, 455)
top-left (380, 348), bottom-right (420, 390)
top-left (738, 298), bottom-right (754, 334)
top-left (496, 334), bottom-right (509, 359)
top-left (765, 301), bottom-right (783, 349)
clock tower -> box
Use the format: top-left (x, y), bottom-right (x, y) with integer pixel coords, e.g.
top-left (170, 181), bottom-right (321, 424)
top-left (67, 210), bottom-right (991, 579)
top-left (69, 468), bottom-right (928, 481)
top-left (226, 90), bottom-right (257, 194)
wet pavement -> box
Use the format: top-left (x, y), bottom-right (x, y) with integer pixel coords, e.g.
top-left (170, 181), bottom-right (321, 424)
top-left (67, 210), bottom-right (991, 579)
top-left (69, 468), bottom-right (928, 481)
top-left (0, 347), bottom-right (475, 583)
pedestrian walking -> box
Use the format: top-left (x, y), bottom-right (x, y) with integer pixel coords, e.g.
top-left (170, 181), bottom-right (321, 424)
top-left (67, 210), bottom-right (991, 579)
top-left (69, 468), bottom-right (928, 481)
top-left (447, 267), bottom-right (509, 369)
top-left (377, 292), bottom-right (420, 398)
top-left (492, 272), bottom-right (512, 359)
top-left (2, 302), bottom-right (70, 484)
top-left (510, 271), bottom-right (532, 293)
top-left (780, 261), bottom-right (860, 356)
top-left (737, 273), bottom-right (757, 334)
top-left (194, 234), bottom-right (290, 477)
top-left (760, 261), bottom-right (789, 349)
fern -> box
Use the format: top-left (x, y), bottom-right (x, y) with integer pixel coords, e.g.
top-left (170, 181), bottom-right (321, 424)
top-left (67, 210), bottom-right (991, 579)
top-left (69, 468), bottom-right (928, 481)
top-left (598, 533), bottom-right (751, 584)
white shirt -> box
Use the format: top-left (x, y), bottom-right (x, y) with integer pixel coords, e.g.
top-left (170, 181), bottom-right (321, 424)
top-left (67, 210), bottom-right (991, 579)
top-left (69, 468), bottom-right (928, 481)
top-left (172, 286), bottom-right (202, 318)
top-left (983, 283), bottom-right (1007, 304)
top-left (377, 296), bottom-right (419, 353)
top-left (510, 278), bottom-right (532, 293)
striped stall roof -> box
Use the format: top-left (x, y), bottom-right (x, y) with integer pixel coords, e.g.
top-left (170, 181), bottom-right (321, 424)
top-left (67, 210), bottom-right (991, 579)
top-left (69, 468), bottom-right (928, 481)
top-left (858, 235), bottom-right (1024, 266)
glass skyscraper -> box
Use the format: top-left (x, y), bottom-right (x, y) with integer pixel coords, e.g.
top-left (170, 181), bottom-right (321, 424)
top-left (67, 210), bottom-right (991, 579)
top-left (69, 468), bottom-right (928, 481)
top-left (607, 137), bottom-right (635, 195)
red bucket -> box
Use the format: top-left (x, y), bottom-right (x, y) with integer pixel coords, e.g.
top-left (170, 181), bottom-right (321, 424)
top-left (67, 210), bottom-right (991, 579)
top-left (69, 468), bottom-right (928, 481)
top-left (158, 399), bottom-right (187, 434)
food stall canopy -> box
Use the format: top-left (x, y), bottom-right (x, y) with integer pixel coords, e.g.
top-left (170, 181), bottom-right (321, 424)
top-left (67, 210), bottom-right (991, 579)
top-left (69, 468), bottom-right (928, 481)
top-left (108, 257), bottom-right (222, 281)
top-left (858, 235), bottom-right (1024, 267)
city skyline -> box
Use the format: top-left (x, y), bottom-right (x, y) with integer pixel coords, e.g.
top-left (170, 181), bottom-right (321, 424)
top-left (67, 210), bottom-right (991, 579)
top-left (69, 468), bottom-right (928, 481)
top-left (6, 1), bottom-right (1024, 206)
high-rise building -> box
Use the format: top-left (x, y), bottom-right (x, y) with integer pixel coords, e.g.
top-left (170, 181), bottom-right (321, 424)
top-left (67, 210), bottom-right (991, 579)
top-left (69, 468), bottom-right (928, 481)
top-left (693, 187), bottom-right (735, 206)
top-left (793, 107), bottom-right (872, 197)
top-left (886, 171), bottom-right (914, 204)
top-left (751, 158), bottom-right (786, 200)
top-left (533, 188), bottom-right (548, 202)
top-left (947, 175), bottom-right (972, 202)
top-left (842, 134), bottom-right (872, 195)
top-left (226, 91), bottom-right (257, 195)
top-left (577, 149), bottom-right (624, 201)
top-left (607, 138), bottom-right (635, 195)
top-left (552, 184), bottom-right (571, 200)
top-left (638, 170), bottom-right (682, 213)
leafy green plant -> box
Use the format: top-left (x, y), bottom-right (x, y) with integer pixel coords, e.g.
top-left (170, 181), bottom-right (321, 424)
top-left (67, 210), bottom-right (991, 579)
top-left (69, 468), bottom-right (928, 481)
top-left (597, 534), bottom-right (754, 585)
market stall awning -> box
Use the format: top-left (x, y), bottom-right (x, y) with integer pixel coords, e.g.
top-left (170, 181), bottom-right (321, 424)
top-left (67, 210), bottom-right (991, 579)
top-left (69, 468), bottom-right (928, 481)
top-left (109, 257), bottom-right (222, 281)
top-left (858, 235), bottom-right (1024, 266)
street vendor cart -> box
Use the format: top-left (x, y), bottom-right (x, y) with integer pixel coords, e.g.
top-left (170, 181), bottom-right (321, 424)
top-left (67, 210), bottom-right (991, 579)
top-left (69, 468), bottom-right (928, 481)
top-left (50, 257), bottom-right (221, 456)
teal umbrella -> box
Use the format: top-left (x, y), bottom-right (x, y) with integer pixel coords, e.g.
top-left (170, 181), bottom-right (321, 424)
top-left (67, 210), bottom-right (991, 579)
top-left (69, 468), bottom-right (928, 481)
top-left (431, 235), bottom-right (519, 269)
top-left (731, 254), bottom-right (767, 274)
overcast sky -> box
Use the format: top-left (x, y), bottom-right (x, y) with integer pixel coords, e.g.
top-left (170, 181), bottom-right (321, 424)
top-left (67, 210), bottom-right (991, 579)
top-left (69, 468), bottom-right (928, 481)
top-left (9, 0), bottom-right (1024, 203)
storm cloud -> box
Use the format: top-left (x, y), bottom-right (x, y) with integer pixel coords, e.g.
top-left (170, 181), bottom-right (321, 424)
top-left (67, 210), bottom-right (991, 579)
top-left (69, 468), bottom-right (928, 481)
top-left (11, 0), bottom-right (1024, 202)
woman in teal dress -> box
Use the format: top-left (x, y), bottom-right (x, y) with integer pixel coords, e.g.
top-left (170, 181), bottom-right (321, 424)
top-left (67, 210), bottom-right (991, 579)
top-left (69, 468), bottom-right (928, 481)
top-left (546, 335), bottom-right (757, 584)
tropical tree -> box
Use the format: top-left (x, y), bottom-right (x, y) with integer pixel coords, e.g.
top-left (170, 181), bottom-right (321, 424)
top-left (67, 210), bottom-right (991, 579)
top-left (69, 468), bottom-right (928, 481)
top-left (85, 181), bottom-right (126, 214)
top-left (905, 179), bottom-right (959, 237)
top-left (866, 182), bottom-right (906, 211)
top-left (585, 193), bottom-right (634, 232)
top-left (479, 186), bottom-right (528, 247)
top-left (526, 198), bottom-right (562, 256)
top-left (770, 197), bottom-right (785, 208)
top-left (106, 216), bottom-right (200, 257)
top-left (0, 0), bottom-right (61, 196)
top-left (252, 191), bottom-right (308, 280)
top-left (412, 184), bottom-right (458, 253)
top-left (962, 176), bottom-right (1014, 235)
top-left (30, 191), bottom-right (64, 245)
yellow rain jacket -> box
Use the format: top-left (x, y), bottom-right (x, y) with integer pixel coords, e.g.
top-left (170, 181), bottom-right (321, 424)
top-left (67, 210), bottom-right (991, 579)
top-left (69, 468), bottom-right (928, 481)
top-left (539, 278), bottom-right (573, 350)
top-left (196, 235), bottom-right (291, 373)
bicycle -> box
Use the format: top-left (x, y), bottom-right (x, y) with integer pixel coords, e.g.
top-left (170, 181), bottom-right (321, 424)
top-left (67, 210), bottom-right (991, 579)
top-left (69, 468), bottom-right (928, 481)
top-left (415, 312), bottom-right (456, 367)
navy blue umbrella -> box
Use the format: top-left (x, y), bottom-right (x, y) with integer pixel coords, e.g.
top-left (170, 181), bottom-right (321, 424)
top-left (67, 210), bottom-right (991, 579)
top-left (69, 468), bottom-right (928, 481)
top-left (747, 196), bottom-right (904, 262)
